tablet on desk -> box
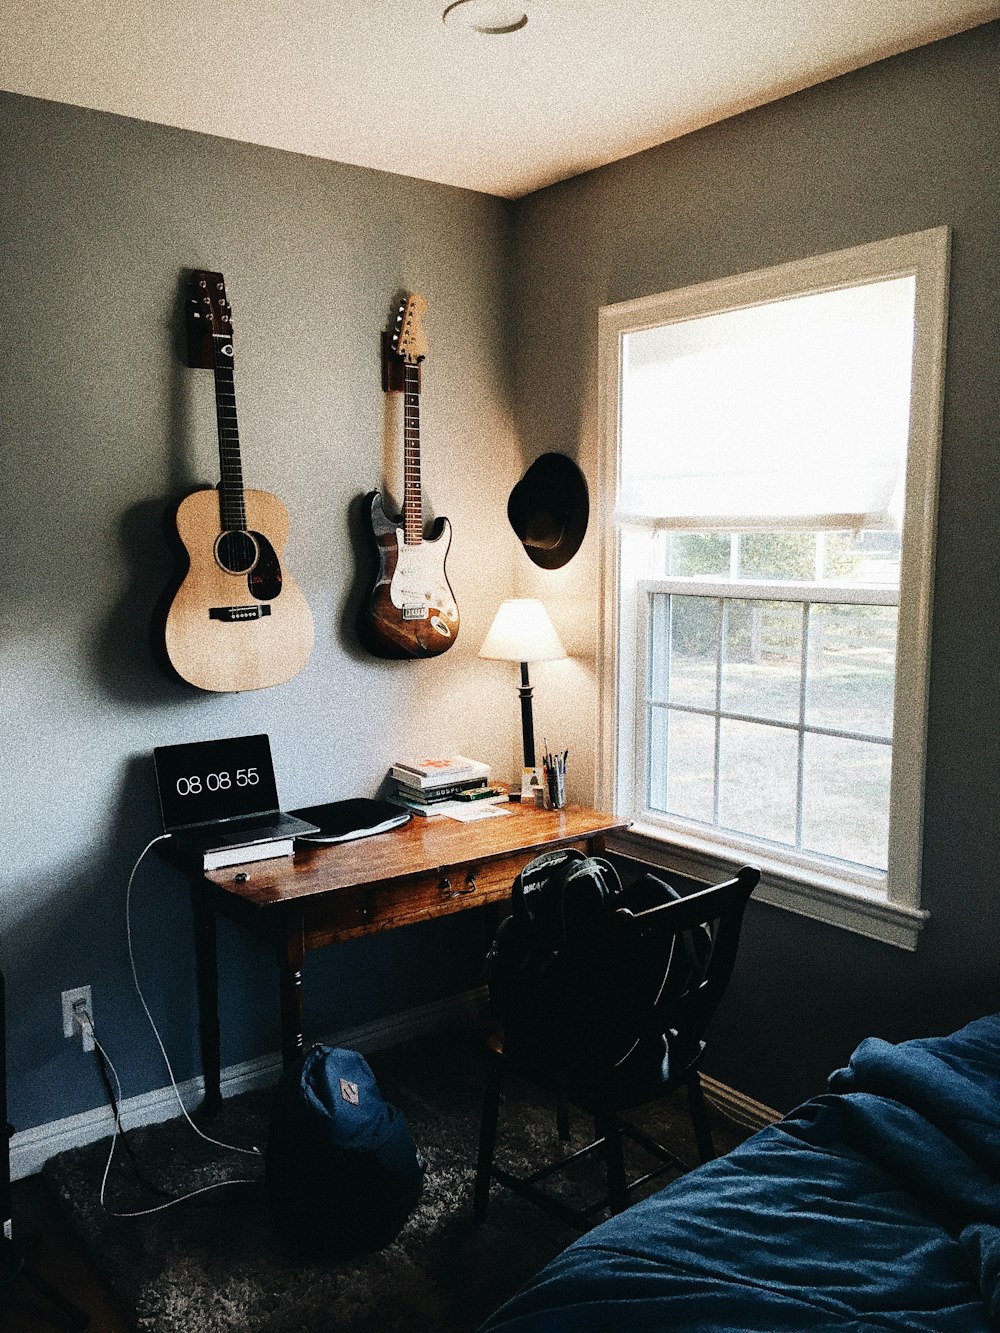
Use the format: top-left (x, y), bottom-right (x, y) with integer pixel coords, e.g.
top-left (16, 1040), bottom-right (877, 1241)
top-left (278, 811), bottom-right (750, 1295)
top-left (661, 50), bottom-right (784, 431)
top-left (289, 798), bottom-right (411, 844)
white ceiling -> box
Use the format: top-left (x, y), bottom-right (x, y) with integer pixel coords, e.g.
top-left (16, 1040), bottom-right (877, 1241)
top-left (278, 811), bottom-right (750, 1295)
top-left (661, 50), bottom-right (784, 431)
top-left (0, 0), bottom-right (995, 198)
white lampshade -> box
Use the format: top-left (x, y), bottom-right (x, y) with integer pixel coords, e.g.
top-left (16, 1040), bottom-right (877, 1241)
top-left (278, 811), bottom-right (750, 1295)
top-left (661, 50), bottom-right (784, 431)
top-left (479, 598), bottom-right (566, 663)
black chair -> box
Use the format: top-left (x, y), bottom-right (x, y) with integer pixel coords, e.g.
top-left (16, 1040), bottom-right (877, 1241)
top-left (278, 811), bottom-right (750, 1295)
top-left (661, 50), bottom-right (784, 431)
top-left (473, 864), bottom-right (760, 1230)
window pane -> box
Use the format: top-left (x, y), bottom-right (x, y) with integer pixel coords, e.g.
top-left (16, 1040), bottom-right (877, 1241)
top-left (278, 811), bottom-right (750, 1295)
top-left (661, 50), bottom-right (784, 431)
top-left (821, 530), bottom-right (900, 587)
top-left (718, 719), bottom-right (798, 845)
top-left (649, 592), bottom-right (670, 702)
top-left (806, 604), bottom-right (897, 737)
top-left (665, 532), bottom-right (732, 577)
top-left (738, 533), bottom-right (817, 581)
top-left (722, 600), bottom-right (802, 723)
top-left (648, 706), bottom-right (716, 822)
top-left (667, 596), bottom-right (718, 710)
top-left (802, 734), bottom-right (890, 869)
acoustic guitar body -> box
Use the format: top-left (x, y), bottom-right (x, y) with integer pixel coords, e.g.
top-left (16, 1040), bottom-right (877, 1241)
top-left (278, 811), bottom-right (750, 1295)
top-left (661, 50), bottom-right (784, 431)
top-left (165, 487), bottom-right (314, 692)
top-left (363, 490), bottom-right (460, 660)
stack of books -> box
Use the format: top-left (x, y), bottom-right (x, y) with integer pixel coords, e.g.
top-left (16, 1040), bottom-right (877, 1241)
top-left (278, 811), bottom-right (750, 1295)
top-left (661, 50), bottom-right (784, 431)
top-left (388, 755), bottom-right (508, 817)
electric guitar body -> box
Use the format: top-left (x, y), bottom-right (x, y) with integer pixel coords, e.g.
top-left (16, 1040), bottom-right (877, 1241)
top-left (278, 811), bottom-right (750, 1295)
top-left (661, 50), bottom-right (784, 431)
top-left (362, 292), bottom-right (460, 659)
top-left (163, 271), bottom-right (314, 691)
top-left (165, 487), bottom-right (314, 692)
top-left (364, 489), bottom-right (459, 659)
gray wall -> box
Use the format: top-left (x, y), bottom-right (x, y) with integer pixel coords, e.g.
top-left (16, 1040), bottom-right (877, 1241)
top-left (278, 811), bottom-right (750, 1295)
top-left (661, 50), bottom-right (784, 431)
top-left (510, 22), bottom-right (1000, 1108)
top-left (2, 22), bottom-right (998, 1137)
top-left (0, 93), bottom-right (523, 1130)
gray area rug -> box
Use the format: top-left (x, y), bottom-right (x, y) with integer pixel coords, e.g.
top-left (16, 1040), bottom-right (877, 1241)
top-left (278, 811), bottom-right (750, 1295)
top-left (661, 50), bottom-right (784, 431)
top-left (43, 1031), bottom-right (752, 1332)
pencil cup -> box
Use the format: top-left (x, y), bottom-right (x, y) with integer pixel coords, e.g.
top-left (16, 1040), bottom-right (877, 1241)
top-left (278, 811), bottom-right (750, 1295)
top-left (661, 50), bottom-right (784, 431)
top-left (542, 762), bottom-right (566, 810)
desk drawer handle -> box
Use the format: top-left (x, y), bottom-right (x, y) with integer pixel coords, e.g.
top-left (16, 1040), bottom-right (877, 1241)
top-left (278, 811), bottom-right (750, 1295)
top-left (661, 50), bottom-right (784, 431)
top-left (441, 874), bottom-right (477, 898)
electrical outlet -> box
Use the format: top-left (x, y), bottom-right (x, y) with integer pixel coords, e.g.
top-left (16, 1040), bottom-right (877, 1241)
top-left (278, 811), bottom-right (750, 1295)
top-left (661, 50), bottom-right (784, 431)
top-left (61, 985), bottom-right (94, 1051)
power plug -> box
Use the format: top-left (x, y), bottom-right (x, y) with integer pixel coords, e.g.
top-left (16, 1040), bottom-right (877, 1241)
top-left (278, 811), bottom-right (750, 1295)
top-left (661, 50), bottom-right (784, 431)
top-left (61, 985), bottom-right (95, 1052)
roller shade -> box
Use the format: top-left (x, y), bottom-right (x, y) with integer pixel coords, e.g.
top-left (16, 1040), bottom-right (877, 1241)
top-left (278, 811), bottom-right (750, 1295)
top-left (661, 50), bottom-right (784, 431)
top-left (618, 277), bottom-right (916, 532)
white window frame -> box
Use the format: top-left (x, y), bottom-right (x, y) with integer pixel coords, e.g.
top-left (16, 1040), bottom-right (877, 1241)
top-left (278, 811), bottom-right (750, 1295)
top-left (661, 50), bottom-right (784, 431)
top-left (597, 228), bottom-right (950, 951)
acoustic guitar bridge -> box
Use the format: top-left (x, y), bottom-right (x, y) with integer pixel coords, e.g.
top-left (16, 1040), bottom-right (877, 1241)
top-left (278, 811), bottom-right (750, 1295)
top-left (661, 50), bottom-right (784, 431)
top-left (209, 605), bottom-right (272, 622)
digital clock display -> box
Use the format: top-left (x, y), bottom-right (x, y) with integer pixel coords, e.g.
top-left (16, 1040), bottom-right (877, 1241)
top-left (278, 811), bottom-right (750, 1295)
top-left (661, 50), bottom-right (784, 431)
top-left (153, 734), bottom-right (282, 830)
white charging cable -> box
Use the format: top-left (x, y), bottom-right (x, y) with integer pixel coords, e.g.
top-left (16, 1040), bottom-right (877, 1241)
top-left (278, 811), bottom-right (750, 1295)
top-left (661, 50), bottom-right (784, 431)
top-left (79, 1008), bottom-right (259, 1217)
top-left (124, 832), bottom-right (260, 1158)
top-left (82, 832), bottom-right (264, 1217)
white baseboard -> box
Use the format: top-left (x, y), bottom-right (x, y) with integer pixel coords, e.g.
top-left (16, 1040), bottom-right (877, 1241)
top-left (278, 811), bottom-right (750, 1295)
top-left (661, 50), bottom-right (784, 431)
top-left (12, 988), bottom-right (780, 1180)
top-left (10, 986), bottom-right (489, 1182)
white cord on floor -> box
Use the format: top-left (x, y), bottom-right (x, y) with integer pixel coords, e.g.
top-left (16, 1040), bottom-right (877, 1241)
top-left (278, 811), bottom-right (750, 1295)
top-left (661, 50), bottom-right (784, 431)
top-left (80, 1010), bottom-right (258, 1218)
top-left (124, 833), bottom-right (260, 1159)
top-left (80, 832), bottom-right (266, 1218)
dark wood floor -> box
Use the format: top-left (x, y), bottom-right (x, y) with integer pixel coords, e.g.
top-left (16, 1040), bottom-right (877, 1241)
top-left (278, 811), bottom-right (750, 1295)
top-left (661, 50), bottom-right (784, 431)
top-left (2, 1175), bottom-right (130, 1332)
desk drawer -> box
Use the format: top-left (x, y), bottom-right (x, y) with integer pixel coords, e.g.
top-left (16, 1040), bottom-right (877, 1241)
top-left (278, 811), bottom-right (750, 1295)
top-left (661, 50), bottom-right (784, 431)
top-left (303, 841), bottom-right (592, 944)
top-left (359, 850), bottom-right (527, 930)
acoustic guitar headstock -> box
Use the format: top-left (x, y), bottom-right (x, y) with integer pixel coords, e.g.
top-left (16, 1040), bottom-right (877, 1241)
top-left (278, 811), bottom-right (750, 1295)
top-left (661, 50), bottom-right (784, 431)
top-left (187, 270), bottom-right (234, 368)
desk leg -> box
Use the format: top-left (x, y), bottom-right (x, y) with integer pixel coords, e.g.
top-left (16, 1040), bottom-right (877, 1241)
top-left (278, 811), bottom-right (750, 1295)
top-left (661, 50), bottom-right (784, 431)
top-left (278, 916), bottom-right (306, 1069)
top-left (191, 888), bottom-right (222, 1114)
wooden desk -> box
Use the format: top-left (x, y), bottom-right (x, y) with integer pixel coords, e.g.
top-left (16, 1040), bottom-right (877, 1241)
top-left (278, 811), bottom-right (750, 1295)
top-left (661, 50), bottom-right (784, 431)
top-left (191, 803), bottom-right (628, 1109)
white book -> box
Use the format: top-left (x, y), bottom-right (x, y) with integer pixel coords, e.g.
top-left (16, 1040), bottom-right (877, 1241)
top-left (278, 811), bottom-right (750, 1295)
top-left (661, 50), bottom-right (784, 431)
top-left (391, 756), bottom-right (490, 789)
top-left (201, 838), bottom-right (295, 870)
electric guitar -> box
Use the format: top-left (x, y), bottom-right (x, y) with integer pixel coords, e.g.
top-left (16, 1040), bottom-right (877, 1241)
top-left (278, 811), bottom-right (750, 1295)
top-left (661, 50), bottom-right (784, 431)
top-left (163, 271), bottom-right (314, 692)
top-left (362, 293), bottom-right (459, 659)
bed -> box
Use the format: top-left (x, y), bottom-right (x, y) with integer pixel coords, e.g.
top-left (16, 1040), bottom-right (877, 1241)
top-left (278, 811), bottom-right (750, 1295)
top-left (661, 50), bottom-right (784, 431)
top-left (480, 1013), bottom-right (1000, 1331)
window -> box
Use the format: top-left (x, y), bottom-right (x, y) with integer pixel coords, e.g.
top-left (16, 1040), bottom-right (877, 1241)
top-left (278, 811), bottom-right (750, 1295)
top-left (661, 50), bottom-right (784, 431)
top-left (598, 230), bottom-right (950, 949)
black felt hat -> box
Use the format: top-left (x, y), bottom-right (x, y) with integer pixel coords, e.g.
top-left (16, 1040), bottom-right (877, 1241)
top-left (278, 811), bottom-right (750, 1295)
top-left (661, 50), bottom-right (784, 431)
top-left (508, 452), bottom-right (589, 570)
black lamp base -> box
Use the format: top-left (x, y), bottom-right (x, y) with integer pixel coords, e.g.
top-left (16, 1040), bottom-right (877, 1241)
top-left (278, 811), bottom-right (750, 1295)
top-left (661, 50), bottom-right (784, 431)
top-left (517, 660), bottom-right (536, 771)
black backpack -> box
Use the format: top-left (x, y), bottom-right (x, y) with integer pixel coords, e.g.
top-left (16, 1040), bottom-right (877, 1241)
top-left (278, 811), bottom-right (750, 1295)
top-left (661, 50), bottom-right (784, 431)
top-left (487, 851), bottom-right (713, 1080)
top-left (266, 1044), bottom-right (425, 1253)
top-left (486, 849), bottom-right (624, 1075)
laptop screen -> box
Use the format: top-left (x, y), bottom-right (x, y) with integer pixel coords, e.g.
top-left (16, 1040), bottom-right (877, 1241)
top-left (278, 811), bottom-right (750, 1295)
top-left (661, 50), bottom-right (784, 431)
top-left (154, 734), bottom-right (282, 832)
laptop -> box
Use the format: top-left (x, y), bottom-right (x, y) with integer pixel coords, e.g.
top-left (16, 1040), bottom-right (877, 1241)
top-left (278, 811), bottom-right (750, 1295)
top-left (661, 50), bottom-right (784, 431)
top-left (153, 734), bottom-right (319, 854)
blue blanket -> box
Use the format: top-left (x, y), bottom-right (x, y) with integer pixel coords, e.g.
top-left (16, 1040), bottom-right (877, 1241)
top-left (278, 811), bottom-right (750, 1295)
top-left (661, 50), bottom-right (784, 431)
top-left (481, 1014), bottom-right (1000, 1331)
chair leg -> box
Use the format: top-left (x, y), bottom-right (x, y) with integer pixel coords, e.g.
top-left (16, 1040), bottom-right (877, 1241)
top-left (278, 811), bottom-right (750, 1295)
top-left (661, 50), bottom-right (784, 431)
top-left (686, 1070), bottom-right (715, 1163)
top-left (595, 1111), bottom-right (628, 1214)
top-left (474, 1058), bottom-right (503, 1222)
top-left (556, 1096), bottom-right (570, 1141)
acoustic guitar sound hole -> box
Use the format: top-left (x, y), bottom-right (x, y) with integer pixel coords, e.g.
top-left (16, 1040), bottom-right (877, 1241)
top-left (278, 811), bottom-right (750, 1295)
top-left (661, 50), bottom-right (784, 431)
top-left (215, 529), bottom-right (259, 575)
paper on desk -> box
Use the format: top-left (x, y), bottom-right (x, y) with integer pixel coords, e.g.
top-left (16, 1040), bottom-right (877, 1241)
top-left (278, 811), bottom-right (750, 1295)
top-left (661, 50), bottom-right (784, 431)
top-left (443, 803), bottom-right (513, 822)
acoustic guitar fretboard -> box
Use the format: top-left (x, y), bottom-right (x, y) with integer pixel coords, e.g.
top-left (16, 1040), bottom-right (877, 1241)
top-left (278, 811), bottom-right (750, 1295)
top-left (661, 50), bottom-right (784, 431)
top-left (212, 334), bottom-right (247, 533)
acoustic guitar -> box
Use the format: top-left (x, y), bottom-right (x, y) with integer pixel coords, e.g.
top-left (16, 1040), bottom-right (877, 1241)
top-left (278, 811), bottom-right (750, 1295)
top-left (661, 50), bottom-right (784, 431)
top-left (362, 293), bottom-right (459, 659)
top-left (163, 271), bottom-right (314, 692)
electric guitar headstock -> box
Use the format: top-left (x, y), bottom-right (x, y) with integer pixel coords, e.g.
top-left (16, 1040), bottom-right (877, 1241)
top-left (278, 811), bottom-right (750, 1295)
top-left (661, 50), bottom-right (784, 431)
top-left (391, 293), bottom-right (429, 364)
top-left (383, 292), bottom-right (428, 392)
top-left (187, 270), bottom-right (234, 367)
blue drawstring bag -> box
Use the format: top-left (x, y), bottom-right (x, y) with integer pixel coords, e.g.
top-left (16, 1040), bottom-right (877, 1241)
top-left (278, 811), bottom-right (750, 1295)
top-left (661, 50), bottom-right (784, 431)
top-left (266, 1044), bottom-right (426, 1253)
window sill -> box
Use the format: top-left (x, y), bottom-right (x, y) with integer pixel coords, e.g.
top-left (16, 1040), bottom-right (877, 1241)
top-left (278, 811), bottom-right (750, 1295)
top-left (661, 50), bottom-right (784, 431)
top-left (610, 823), bottom-right (928, 951)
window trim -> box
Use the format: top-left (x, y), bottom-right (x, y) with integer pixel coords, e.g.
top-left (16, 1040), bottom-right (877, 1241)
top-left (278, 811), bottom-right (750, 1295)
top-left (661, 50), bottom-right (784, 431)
top-left (596, 228), bottom-right (951, 951)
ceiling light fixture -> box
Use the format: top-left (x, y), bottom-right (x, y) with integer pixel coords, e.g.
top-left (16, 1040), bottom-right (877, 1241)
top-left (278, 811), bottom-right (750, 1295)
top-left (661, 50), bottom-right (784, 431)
top-left (442, 0), bottom-right (529, 35)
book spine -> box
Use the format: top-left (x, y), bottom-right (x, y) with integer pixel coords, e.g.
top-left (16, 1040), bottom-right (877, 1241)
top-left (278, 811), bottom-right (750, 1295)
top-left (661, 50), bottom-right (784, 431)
top-left (395, 779), bottom-right (488, 802)
top-left (391, 763), bottom-right (489, 789)
top-left (385, 795), bottom-right (445, 818)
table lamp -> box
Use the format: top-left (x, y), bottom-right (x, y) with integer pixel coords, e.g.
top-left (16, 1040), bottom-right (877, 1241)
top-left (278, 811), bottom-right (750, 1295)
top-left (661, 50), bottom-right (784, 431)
top-left (479, 598), bottom-right (566, 771)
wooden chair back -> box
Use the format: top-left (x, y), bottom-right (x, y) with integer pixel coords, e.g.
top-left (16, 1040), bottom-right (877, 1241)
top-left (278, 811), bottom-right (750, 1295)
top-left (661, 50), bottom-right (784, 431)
top-left (591, 866), bottom-right (760, 1079)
